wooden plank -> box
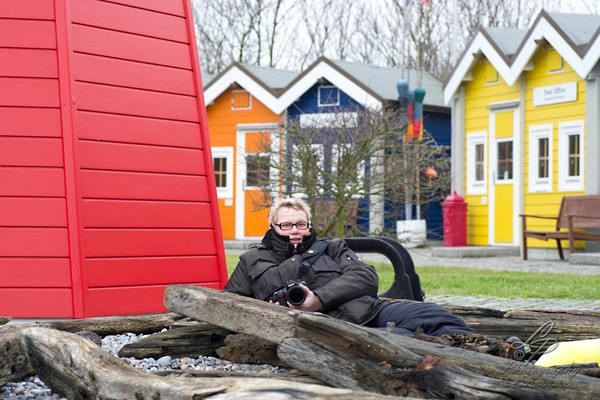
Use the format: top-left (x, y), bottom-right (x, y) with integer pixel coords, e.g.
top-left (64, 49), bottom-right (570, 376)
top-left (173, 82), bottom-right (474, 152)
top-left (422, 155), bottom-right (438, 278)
top-left (83, 229), bottom-right (217, 257)
top-left (164, 285), bottom-right (298, 344)
top-left (85, 282), bottom-right (223, 317)
top-left (0, 49), bottom-right (58, 78)
top-left (0, 289), bottom-right (73, 318)
top-left (0, 228), bottom-right (69, 257)
top-left (81, 200), bottom-right (213, 228)
top-left (78, 141), bottom-right (206, 175)
top-left (77, 111), bottom-right (203, 148)
top-left (0, 137), bottom-right (64, 167)
top-left (72, 0), bottom-right (188, 43)
top-left (75, 82), bottom-right (199, 122)
top-left (85, 256), bottom-right (221, 287)
top-left (0, 197), bottom-right (67, 227)
top-left (73, 53), bottom-right (195, 95)
top-left (0, 258), bottom-right (71, 287)
top-left (0, 78), bottom-right (59, 107)
top-left (0, 108), bottom-right (61, 137)
top-left (0, 167), bottom-right (65, 197)
top-left (0, 20), bottom-right (56, 48)
top-left (79, 170), bottom-right (209, 201)
top-left (0, 0), bottom-right (55, 19)
top-left (72, 24), bottom-right (192, 69)
top-left (107, 0), bottom-right (186, 16)
top-left (21, 327), bottom-right (378, 399)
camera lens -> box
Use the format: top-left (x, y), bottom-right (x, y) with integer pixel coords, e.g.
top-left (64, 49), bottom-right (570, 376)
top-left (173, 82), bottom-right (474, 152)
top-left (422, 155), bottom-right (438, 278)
top-left (286, 285), bottom-right (306, 305)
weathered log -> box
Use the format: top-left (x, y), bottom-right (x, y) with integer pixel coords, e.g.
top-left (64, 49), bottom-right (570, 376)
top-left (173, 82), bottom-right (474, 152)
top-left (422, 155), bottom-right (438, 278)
top-left (0, 325), bottom-right (35, 387)
top-left (21, 327), bottom-right (399, 400)
top-left (165, 285), bottom-right (600, 400)
top-left (216, 333), bottom-right (285, 367)
top-left (279, 337), bottom-right (550, 399)
top-left (0, 317), bottom-right (11, 325)
top-left (153, 369), bottom-right (321, 384)
top-left (444, 305), bottom-right (600, 343)
top-left (118, 322), bottom-right (231, 359)
top-left (164, 284), bottom-right (298, 343)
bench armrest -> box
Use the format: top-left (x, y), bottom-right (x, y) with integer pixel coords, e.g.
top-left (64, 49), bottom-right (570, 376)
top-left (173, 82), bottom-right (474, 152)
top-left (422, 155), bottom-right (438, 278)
top-left (519, 214), bottom-right (558, 221)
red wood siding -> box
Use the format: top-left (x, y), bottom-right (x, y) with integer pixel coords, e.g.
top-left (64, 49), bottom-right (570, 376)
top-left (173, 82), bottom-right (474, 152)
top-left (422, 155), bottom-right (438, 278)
top-left (0, 0), bottom-right (227, 318)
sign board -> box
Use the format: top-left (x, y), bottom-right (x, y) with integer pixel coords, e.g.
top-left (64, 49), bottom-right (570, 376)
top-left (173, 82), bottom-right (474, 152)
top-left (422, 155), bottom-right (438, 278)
top-left (533, 82), bottom-right (577, 107)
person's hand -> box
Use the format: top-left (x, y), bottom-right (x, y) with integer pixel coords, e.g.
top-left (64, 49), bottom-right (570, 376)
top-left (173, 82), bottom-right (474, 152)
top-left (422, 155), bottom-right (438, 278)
top-left (288, 285), bottom-right (322, 312)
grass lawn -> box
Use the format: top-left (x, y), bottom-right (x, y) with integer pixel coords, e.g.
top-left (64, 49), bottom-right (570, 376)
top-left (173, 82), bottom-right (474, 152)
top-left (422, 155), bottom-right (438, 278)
top-left (225, 253), bottom-right (600, 300)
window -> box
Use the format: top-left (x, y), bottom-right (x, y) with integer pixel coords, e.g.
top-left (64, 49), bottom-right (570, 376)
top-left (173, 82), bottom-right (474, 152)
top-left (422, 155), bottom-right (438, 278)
top-left (496, 140), bottom-right (513, 181)
top-left (290, 143), bottom-right (324, 196)
top-left (484, 62), bottom-right (499, 85)
top-left (548, 49), bottom-right (564, 73)
top-left (466, 131), bottom-right (487, 194)
top-left (529, 124), bottom-right (553, 192)
top-left (231, 90), bottom-right (251, 110)
top-left (212, 147), bottom-right (234, 198)
top-left (332, 143), bottom-right (365, 197)
top-left (558, 120), bottom-right (584, 191)
top-left (245, 154), bottom-right (270, 188)
top-left (318, 85), bottom-right (340, 106)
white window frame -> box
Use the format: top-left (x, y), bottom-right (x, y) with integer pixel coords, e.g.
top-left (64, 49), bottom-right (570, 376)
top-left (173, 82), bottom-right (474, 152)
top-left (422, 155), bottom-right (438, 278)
top-left (528, 124), bottom-right (553, 192)
top-left (231, 89), bottom-right (252, 110)
top-left (558, 120), bottom-right (584, 192)
top-left (212, 147), bottom-right (234, 198)
top-left (466, 131), bottom-right (487, 195)
top-left (317, 85), bottom-right (340, 107)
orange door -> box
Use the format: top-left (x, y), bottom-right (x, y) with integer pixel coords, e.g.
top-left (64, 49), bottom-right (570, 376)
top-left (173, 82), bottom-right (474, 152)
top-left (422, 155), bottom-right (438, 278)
top-left (236, 129), bottom-right (272, 238)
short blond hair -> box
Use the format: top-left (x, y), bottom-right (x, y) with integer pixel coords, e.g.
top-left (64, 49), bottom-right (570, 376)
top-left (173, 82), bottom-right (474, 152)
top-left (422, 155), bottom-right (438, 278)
top-left (269, 197), bottom-right (312, 224)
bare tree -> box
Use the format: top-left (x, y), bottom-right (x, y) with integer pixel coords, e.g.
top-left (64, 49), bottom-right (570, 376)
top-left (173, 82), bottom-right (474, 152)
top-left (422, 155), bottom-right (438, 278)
top-left (247, 106), bottom-right (450, 239)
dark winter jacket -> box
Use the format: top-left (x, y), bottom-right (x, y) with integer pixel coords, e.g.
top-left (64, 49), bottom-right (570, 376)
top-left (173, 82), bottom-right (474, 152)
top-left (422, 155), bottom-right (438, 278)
top-left (223, 227), bottom-right (386, 325)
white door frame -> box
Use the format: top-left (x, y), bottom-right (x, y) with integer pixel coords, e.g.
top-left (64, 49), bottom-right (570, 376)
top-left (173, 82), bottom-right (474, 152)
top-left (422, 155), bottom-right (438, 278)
top-left (235, 123), bottom-right (279, 239)
top-left (488, 101), bottom-right (520, 246)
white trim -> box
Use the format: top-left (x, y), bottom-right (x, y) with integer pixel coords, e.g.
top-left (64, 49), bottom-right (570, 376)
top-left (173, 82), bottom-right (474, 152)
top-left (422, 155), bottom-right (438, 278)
top-left (466, 131), bottom-right (487, 195)
top-left (235, 125), bottom-right (278, 239)
top-left (558, 120), bottom-right (585, 192)
top-left (528, 124), bottom-right (553, 193)
top-left (299, 112), bottom-right (357, 128)
top-left (444, 13), bottom-right (600, 104)
top-left (211, 147), bottom-right (234, 198)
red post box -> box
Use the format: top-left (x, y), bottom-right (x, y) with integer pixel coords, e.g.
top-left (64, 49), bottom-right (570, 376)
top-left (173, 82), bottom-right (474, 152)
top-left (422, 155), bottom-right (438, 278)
top-left (442, 191), bottom-right (468, 247)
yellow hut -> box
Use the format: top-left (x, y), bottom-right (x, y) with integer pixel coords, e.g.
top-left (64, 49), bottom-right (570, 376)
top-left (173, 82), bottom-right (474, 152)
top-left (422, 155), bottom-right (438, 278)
top-left (444, 10), bottom-right (600, 257)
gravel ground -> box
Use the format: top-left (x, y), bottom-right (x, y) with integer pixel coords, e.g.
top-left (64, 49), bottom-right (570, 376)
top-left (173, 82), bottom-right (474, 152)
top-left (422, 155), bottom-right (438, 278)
top-left (0, 329), bottom-right (288, 400)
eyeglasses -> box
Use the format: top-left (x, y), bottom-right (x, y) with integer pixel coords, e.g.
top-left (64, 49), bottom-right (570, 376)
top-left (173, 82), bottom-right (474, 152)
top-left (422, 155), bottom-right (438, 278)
top-left (275, 221), bottom-right (310, 230)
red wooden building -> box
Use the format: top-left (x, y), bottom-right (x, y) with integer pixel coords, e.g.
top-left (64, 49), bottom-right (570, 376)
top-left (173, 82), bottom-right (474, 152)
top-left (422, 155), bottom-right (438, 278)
top-left (0, 0), bottom-right (227, 318)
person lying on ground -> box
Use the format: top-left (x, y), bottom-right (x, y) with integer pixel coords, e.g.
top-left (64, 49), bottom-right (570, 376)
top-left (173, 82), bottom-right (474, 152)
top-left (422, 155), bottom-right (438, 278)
top-left (224, 197), bottom-right (473, 336)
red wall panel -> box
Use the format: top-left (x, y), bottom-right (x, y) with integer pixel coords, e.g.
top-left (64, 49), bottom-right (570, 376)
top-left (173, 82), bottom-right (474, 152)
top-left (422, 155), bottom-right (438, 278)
top-left (0, 20), bottom-right (56, 48)
top-left (0, 49), bottom-right (58, 78)
top-left (71, 24), bottom-right (192, 69)
top-left (0, 258), bottom-right (71, 287)
top-left (0, 0), bottom-right (227, 318)
top-left (77, 112), bottom-right (204, 148)
top-left (78, 141), bottom-right (206, 175)
top-left (81, 200), bottom-right (214, 228)
top-left (0, 289), bottom-right (73, 318)
top-left (0, 108), bottom-right (62, 137)
top-left (86, 256), bottom-right (221, 287)
top-left (71, 0), bottom-right (188, 42)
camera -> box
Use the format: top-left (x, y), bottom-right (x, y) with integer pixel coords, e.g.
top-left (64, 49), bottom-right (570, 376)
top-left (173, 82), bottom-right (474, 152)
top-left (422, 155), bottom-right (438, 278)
top-left (272, 280), bottom-right (306, 306)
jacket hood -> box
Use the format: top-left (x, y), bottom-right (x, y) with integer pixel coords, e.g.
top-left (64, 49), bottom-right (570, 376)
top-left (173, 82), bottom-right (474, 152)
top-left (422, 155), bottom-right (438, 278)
top-left (260, 226), bottom-right (317, 258)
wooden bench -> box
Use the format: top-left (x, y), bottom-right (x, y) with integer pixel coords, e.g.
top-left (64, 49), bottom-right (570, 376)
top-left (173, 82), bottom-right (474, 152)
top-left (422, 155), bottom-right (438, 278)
top-left (520, 195), bottom-right (600, 260)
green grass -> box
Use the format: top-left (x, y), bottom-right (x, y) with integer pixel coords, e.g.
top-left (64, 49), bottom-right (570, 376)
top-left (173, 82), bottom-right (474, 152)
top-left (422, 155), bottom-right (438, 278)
top-left (225, 253), bottom-right (600, 300)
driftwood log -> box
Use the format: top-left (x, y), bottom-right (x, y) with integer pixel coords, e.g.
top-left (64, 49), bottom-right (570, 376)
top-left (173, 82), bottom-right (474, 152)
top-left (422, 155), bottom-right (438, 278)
top-left (20, 327), bottom-right (401, 400)
top-left (118, 322), bottom-right (232, 359)
top-left (444, 305), bottom-right (600, 346)
top-left (163, 285), bottom-right (600, 399)
top-left (0, 317), bottom-right (11, 325)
